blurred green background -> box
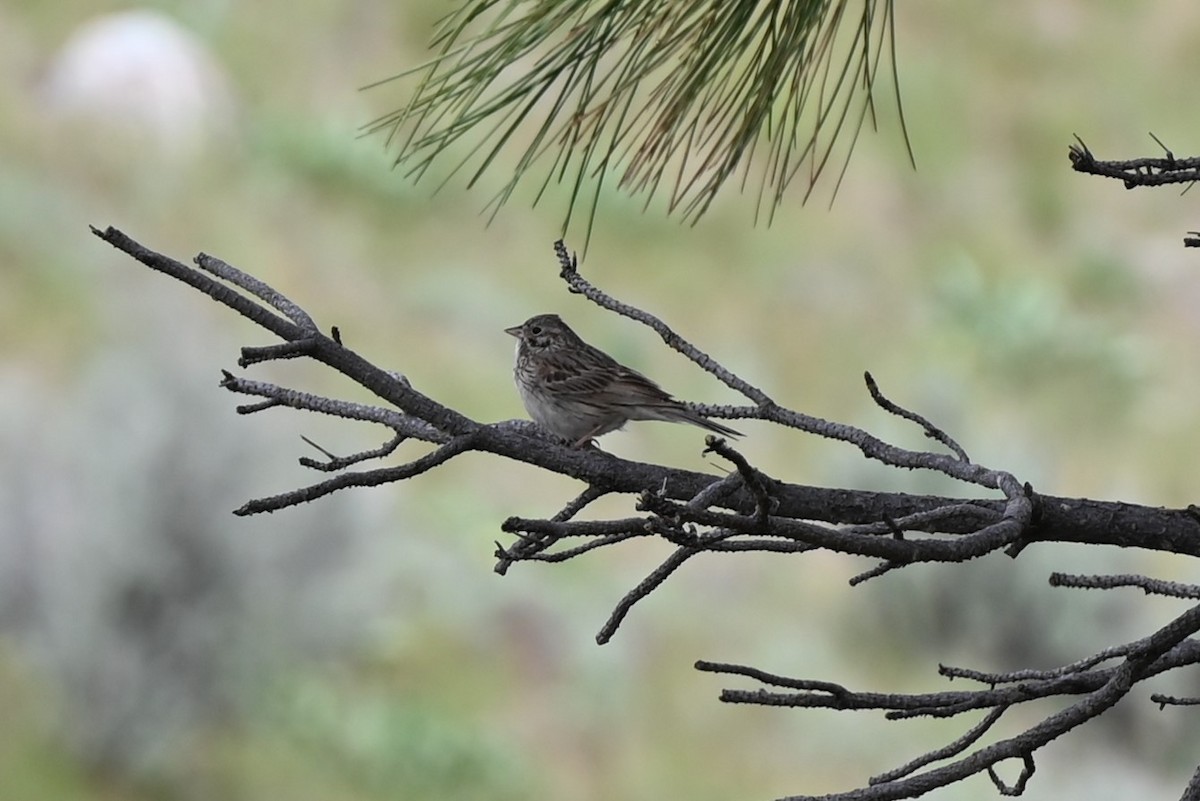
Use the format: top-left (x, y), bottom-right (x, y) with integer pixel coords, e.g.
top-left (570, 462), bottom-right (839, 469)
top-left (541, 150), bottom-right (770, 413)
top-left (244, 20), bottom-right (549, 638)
top-left (3, 1), bottom-right (1200, 799)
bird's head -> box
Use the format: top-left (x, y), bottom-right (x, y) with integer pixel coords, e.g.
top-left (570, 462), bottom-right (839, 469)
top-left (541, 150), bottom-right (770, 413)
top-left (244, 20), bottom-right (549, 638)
top-left (504, 314), bottom-right (580, 352)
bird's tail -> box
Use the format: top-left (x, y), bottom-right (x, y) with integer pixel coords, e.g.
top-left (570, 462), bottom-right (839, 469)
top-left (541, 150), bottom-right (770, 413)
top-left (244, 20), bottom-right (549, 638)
top-left (663, 406), bottom-right (741, 438)
top-left (628, 402), bottom-right (742, 437)
top-left (692, 414), bottom-right (741, 438)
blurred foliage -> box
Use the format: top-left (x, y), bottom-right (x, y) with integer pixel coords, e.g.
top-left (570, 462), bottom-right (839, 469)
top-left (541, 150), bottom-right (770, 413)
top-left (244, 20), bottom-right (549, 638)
top-left (260, 676), bottom-right (538, 801)
top-left (3, 1), bottom-right (1200, 800)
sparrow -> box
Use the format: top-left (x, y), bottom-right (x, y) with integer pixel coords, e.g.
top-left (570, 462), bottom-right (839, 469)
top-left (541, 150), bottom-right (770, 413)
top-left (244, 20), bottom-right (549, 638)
top-left (506, 313), bottom-right (740, 446)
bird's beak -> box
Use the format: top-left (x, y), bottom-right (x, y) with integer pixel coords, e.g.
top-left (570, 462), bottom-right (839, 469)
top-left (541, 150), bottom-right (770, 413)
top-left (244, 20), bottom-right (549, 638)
top-left (504, 325), bottom-right (522, 338)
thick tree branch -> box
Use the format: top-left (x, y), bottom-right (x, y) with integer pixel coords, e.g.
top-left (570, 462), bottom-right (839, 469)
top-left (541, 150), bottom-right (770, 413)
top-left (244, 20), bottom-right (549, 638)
top-left (94, 224), bottom-right (1200, 800)
top-left (91, 223), bottom-right (1200, 553)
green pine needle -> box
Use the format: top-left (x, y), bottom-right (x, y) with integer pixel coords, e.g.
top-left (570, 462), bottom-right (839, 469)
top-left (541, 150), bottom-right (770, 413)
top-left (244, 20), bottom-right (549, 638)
top-left (365, 0), bottom-right (911, 249)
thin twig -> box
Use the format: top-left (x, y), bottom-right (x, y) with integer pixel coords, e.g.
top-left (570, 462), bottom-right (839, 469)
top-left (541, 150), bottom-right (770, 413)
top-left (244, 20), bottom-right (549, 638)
top-left (986, 753), bottom-right (1035, 797)
top-left (554, 240), bottom-right (774, 406)
top-left (871, 707), bottom-right (1008, 784)
top-left (864, 371), bottom-right (969, 462)
top-left (220, 372), bottom-right (446, 443)
top-left (553, 485), bottom-right (611, 522)
top-left (239, 340), bottom-right (317, 367)
top-left (234, 434), bottom-right (477, 515)
top-left (704, 436), bottom-right (776, 522)
top-left (299, 432), bottom-right (406, 471)
top-left (597, 546), bottom-right (700, 644)
top-left (1050, 572), bottom-right (1200, 599)
top-left (1152, 694), bottom-right (1200, 709)
top-left (195, 252), bottom-right (317, 330)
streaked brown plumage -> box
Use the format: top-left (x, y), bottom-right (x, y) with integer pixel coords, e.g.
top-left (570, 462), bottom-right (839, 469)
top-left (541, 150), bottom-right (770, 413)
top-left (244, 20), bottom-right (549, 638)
top-left (505, 313), bottom-right (741, 446)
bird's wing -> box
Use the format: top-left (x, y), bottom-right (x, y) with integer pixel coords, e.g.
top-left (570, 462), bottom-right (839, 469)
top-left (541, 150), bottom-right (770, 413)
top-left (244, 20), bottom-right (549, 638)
top-left (606, 366), bottom-right (678, 406)
top-left (536, 346), bottom-right (677, 406)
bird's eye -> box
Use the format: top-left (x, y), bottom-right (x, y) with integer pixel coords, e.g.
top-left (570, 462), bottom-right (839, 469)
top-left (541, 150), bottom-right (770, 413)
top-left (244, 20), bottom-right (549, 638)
top-left (530, 325), bottom-right (542, 335)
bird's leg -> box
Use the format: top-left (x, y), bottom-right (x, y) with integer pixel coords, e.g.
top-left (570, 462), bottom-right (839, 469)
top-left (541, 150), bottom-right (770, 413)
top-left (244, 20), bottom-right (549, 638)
top-left (572, 422), bottom-right (609, 449)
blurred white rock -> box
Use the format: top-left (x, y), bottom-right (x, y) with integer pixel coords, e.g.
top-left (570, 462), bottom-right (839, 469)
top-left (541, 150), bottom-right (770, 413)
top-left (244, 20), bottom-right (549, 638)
top-left (40, 9), bottom-right (238, 158)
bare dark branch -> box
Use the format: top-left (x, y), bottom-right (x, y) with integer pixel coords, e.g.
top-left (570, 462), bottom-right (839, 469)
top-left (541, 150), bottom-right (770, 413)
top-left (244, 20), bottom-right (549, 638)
top-left (597, 545), bottom-right (700, 645)
top-left (1180, 764), bottom-right (1200, 801)
top-left (299, 432), bottom-right (406, 472)
top-left (864, 370), bottom-right (969, 462)
top-left (95, 224), bottom-right (1200, 800)
top-left (552, 484), bottom-right (611, 522)
top-left (553, 240), bottom-right (773, 405)
top-left (234, 433), bottom-right (479, 516)
top-left (196, 251), bottom-right (316, 329)
top-left (1152, 694), bottom-right (1200, 710)
top-left (1069, 135), bottom-right (1200, 189)
top-left (986, 753), bottom-right (1035, 797)
top-left (715, 608), bottom-right (1200, 801)
top-left (93, 223), bottom-right (1200, 551)
top-left (871, 707), bottom-right (1007, 784)
top-left (1050, 572), bottom-right (1200, 599)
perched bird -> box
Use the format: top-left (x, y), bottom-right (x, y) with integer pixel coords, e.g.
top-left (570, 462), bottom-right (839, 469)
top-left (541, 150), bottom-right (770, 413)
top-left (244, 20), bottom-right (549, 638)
top-left (505, 313), bottom-right (741, 447)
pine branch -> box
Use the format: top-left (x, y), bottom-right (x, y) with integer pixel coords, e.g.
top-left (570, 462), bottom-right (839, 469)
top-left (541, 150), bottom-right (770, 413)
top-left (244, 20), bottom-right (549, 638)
top-left (365, 0), bottom-right (911, 248)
